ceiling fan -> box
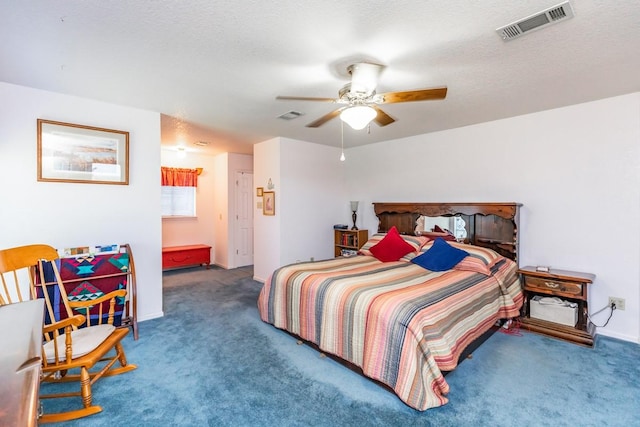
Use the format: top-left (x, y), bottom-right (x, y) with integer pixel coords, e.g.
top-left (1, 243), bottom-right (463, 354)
top-left (276, 62), bottom-right (447, 130)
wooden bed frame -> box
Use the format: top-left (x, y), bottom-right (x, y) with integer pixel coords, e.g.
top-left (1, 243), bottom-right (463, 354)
top-left (373, 202), bottom-right (521, 262)
top-left (293, 202), bottom-right (522, 405)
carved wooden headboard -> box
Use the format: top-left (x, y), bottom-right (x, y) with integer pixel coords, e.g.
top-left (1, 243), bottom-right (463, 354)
top-left (373, 202), bottom-right (521, 262)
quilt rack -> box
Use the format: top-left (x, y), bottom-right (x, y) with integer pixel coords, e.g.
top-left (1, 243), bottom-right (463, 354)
top-left (40, 243), bottom-right (139, 340)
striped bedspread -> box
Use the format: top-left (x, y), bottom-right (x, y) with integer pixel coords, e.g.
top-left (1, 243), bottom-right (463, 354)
top-left (257, 253), bottom-right (523, 411)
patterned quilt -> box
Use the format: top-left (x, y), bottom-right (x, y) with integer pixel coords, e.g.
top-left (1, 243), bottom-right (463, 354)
top-left (37, 253), bottom-right (129, 327)
top-left (257, 252), bottom-right (522, 411)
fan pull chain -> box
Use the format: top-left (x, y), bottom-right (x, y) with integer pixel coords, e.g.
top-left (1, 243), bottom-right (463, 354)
top-left (340, 121), bottom-right (345, 161)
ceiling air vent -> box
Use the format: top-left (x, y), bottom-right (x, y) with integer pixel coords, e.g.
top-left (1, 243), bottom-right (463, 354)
top-left (497, 1), bottom-right (574, 41)
top-left (278, 110), bottom-right (304, 120)
top-left (193, 141), bottom-right (209, 147)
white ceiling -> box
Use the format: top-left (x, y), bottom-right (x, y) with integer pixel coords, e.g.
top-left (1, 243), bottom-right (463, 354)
top-left (2, 1), bottom-right (639, 156)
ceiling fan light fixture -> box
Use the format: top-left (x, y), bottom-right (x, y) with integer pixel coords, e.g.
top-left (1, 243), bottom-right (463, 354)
top-left (340, 105), bottom-right (376, 130)
top-left (347, 63), bottom-right (384, 95)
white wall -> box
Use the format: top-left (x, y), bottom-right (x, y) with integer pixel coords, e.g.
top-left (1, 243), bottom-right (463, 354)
top-left (253, 137), bottom-right (346, 282)
top-left (0, 82), bottom-right (164, 322)
top-left (213, 153), bottom-right (230, 267)
top-left (253, 139), bottom-right (281, 282)
top-left (161, 149), bottom-right (217, 249)
top-left (346, 92), bottom-right (640, 343)
top-left (280, 138), bottom-right (346, 263)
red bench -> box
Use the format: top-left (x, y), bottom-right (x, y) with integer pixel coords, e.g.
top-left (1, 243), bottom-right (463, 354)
top-left (162, 244), bottom-right (211, 271)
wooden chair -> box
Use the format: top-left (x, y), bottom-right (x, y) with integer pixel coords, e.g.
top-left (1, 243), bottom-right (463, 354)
top-left (0, 244), bottom-right (137, 423)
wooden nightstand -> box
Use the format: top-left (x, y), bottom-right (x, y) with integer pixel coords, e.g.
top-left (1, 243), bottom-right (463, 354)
top-left (518, 266), bottom-right (595, 347)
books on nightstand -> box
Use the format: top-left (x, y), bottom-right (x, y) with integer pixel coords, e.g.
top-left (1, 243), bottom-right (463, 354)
top-left (340, 249), bottom-right (358, 257)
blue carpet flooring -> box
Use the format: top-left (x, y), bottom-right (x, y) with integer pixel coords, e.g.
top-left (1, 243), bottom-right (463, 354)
top-left (44, 266), bottom-right (640, 426)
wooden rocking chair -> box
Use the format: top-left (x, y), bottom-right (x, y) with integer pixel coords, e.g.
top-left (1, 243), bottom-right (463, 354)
top-left (0, 244), bottom-right (137, 423)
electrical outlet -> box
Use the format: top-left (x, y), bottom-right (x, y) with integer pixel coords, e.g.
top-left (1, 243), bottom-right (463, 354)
top-left (608, 297), bottom-right (625, 311)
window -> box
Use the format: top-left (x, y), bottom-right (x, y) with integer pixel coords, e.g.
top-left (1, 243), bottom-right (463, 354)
top-left (161, 167), bottom-right (199, 217)
top-left (161, 186), bottom-right (196, 217)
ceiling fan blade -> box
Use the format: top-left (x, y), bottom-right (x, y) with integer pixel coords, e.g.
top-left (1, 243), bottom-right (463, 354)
top-left (306, 108), bottom-right (345, 128)
top-left (378, 87), bottom-right (447, 104)
top-left (276, 95), bottom-right (336, 102)
top-left (372, 106), bottom-right (395, 127)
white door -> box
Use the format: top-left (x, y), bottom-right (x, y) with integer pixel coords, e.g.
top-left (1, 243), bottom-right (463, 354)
top-left (234, 171), bottom-right (254, 267)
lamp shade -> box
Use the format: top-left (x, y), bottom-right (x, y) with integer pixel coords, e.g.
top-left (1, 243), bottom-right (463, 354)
top-left (340, 106), bottom-right (377, 130)
top-left (350, 201), bottom-right (359, 211)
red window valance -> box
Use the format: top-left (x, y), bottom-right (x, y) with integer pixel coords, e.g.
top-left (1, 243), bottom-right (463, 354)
top-left (161, 167), bottom-right (198, 187)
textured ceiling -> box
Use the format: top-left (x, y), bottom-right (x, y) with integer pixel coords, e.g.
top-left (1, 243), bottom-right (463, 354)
top-left (2, 1), bottom-right (639, 156)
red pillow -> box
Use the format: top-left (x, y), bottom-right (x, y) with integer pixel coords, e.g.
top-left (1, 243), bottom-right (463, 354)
top-left (419, 231), bottom-right (456, 241)
top-left (369, 226), bottom-right (417, 262)
top-left (433, 225), bottom-right (446, 233)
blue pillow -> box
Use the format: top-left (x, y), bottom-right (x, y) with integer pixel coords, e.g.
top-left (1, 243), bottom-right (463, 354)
top-left (411, 238), bottom-right (469, 271)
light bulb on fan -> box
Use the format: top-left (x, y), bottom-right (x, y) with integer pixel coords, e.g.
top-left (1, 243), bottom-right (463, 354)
top-left (340, 106), bottom-right (376, 130)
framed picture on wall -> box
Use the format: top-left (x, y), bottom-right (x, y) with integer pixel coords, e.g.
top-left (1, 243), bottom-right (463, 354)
top-left (37, 119), bottom-right (129, 185)
top-left (256, 187), bottom-right (263, 197)
top-left (263, 191), bottom-right (275, 216)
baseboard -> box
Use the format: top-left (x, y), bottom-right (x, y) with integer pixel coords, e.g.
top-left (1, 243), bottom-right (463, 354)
top-left (595, 329), bottom-right (639, 344)
top-left (137, 311), bottom-right (164, 322)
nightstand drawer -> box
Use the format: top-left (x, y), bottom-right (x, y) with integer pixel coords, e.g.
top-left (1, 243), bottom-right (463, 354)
top-left (523, 276), bottom-right (583, 296)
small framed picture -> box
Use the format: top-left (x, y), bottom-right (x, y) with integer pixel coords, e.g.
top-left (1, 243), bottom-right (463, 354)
top-left (256, 187), bottom-right (263, 197)
top-left (263, 191), bottom-right (275, 216)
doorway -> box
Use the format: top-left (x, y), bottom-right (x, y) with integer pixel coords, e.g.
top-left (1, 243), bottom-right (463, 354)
top-left (234, 171), bottom-right (253, 267)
